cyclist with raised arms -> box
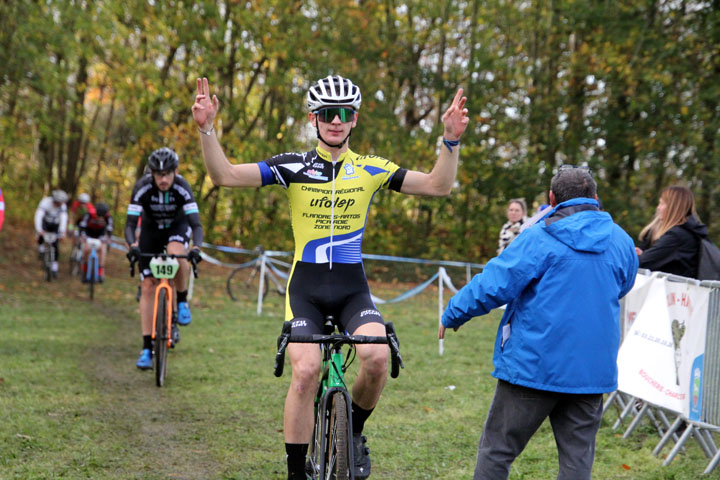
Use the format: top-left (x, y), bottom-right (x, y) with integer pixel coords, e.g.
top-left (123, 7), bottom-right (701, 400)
top-left (124, 148), bottom-right (203, 370)
top-left (34, 189), bottom-right (69, 277)
top-left (192, 75), bottom-right (468, 480)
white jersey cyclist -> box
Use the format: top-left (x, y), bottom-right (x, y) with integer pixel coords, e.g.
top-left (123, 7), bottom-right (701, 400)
top-left (35, 194), bottom-right (68, 236)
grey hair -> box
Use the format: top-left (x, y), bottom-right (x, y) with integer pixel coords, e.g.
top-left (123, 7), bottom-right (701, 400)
top-left (551, 168), bottom-right (597, 204)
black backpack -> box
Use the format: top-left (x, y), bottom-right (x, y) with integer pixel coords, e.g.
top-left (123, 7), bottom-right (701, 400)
top-left (697, 237), bottom-right (720, 281)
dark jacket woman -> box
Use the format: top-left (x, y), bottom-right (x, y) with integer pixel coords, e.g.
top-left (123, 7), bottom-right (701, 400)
top-left (637, 185), bottom-right (708, 279)
top-left (638, 216), bottom-right (707, 278)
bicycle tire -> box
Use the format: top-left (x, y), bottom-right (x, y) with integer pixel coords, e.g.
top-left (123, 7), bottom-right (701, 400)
top-left (44, 247), bottom-right (53, 282)
top-left (154, 291), bottom-right (169, 387)
top-left (226, 260), bottom-right (268, 301)
top-left (70, 243), bottom-right (82, 276)
top-left (89, 255), bottom-right (95, 300)
top-left (326, 391), bottom-right (351, 479)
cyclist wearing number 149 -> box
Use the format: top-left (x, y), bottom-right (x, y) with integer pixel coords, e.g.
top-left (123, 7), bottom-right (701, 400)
top-left (124, 148), bottom-right (203, 370)
top-left (192, 75), bottom-right (468, 480)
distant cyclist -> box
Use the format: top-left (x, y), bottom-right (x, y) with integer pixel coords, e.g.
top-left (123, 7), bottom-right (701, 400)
top-left (69, 192), bottom-right (96, 230)
top-left (78, 202), bottom-right (113, 282)
top-left (69, 192), bottom-right (96, 264)
top-left (124, 147), bottom-right (203, 370)
top-left (193, 75), bottom-right (468, 480)
top-left (34, 190), bottom-right (69, 277)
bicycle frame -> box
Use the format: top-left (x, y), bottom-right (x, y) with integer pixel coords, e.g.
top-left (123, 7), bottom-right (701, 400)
top-left (151, 277), bottom-right (174, 349)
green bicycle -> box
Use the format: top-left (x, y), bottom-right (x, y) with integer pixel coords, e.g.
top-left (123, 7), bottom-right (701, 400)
top-left (274, 319), bottom-right (403, 480)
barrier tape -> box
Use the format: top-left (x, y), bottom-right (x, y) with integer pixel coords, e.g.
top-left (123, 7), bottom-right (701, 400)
top-left (111, 235), bottom-right (483, 272)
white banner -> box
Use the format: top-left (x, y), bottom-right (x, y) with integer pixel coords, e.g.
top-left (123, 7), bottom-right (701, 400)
top-left (621, 272), bottom-right (656, 335)
top-left (617, 274), bottom-right (710, 417)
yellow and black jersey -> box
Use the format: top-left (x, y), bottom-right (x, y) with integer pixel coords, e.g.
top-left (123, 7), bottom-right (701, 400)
top-left (258, 146), bottom-right (407, 264)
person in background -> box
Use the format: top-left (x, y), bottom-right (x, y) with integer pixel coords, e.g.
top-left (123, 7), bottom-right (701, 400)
top-left (636, 185), bottom-right (707, 279)
top-left (497, 198), bottom-right (528, 254)
top-left (69, 193), bottom-right (96, 228)
top-left (34, 190), bottom-right (69, 276)
top-left (78, 202), bottom-right (113, 282)
top-left (440, 166), bottom-right (637, 480)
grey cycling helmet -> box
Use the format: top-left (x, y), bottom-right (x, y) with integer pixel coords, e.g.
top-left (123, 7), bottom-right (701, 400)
top-left (51, 189), bottom-right (68, 203)
top-left (78, 192), bottom-right (91, 203)
top-left (148, 147), bottom-right (179, 172)
top-left (307, 75), bottom-right (362, 112)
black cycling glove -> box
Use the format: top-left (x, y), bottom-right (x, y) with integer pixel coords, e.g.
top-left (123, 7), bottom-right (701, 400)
top-left (127, 246), bottom-right (141, 264)
top-left (188, 247), bottom-right (202, 264)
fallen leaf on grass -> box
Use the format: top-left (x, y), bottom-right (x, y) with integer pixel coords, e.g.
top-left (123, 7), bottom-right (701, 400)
top-left (622, 464), bottom-right (631, 470)
top-left (423, 406), bottom-right (433, 413)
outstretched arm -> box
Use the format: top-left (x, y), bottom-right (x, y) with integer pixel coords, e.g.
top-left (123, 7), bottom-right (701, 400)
top-left (400, 88), bottom-right (469, 197)
top-left (192, 77), bottom-right (262, 188)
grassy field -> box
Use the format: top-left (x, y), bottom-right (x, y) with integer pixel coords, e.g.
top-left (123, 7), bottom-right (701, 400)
top-left (0, 222), bottom-right (717, 479)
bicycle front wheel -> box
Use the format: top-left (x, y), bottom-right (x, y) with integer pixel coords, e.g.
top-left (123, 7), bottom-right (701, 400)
top-left (326, 391), bottom-right (351, 479)
top-left (88, 255), bottom-right (96, 300)
top-left (44, 247), bottom-right (53, 282)
top-left (154, 292), bottom-right (169, 387)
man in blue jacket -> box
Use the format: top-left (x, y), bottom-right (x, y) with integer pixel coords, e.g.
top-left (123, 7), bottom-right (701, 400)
top-left (439, 166), bottom-right (638, 480)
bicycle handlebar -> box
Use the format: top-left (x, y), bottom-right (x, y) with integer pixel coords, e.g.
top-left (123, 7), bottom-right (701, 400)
top-left (274, 321), bottom-right (404, 379)
top-left (128, 252), bottom-right (199, 279)
top-left (283, 334), bottom-right (389, 345)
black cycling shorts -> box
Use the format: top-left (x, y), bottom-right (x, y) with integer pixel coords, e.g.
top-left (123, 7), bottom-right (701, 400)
top-left (138, 220), bottom-right (190, 278)
top-left (286, 261), bottom-right (384, 335)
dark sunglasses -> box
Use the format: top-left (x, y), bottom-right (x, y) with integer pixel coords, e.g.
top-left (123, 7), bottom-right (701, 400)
top-left (314, 107), bottom-right (356, 123)
top-left (558, 164), bottom-right (593, 175)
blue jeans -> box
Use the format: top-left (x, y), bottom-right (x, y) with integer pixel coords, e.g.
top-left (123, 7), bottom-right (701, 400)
top-left (474, 380), bottom-right (603, 480)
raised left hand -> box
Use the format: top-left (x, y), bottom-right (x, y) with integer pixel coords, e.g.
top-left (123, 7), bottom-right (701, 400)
top-left (441, 88), bottom-right (469, 141)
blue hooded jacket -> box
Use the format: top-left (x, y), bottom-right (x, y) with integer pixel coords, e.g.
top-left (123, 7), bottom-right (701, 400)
top-left (442, 198), bottom-right (638, 394)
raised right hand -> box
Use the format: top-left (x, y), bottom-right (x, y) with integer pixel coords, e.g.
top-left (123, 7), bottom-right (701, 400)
top-left (192, 77), bottom-right (220, 131)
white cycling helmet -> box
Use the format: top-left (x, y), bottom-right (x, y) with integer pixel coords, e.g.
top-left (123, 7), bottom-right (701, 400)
top-left (307, 75), bottom-right (362, 112)
top-left (51, 189), bottom-right (68, 204)
top-left (78, 193), bottom-right (91, 203)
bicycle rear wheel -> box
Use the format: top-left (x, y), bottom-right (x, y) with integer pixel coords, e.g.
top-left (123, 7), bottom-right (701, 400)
top-left (154, 292), bottom-right (169, 387)
top-left (326, 391), bottom-right (351, 479)
top-left (70, 243), bottom-right (82, 276)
